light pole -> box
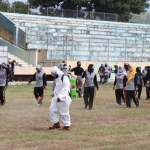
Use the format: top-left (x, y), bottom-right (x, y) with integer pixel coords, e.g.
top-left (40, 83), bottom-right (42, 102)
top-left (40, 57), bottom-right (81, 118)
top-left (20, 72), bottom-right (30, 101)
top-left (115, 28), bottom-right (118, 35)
top-left (26, 0), bottom-right (30, 14)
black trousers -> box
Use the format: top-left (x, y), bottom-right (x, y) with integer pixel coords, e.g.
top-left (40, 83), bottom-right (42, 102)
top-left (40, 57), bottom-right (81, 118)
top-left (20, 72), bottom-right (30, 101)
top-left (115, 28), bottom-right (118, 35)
top-left (84, 87), bottom-right (94, 109)
top-left (99, 75), bottom-right (104, 83)
top-left (10, 71), bottom-right (15, 81)
top-left (143, 77), bottom-right (146, 86)
top-left (34, 87), bottom-right (44, 99)
top-left (126, 90), bottom-right (139, 108)
top-left (0, 86), bottom-right (7, 104)
top-left (115, 89), bottom-right (125, 105)
top-left (146, 87), bottom-right (150, 99)
top-left (137, 85), bottom-right (142, 99)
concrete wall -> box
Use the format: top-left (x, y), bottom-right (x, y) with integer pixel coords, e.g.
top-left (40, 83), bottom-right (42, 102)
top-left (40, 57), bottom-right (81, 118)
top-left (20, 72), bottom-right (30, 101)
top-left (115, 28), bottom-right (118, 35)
top-left (0, 38), bottom-right (37, 66)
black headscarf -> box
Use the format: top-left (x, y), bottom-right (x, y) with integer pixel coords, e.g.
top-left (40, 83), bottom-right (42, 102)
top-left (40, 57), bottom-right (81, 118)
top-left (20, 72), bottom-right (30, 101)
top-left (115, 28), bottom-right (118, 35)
top-left (88, 64), bottom-right (94, 74)
top-left (136, 67), bottom-right (141, 73)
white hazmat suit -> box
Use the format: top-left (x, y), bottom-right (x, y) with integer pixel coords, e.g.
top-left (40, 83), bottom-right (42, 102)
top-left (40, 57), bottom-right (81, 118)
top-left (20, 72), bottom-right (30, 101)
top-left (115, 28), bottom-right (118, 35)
top-left (49, 66), bottom-right (72, 127)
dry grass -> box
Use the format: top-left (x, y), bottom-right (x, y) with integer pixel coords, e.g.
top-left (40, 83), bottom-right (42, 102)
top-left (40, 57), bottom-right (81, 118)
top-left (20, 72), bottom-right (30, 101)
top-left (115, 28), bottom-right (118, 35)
top-left (0, 83), bottom-right (150, 150)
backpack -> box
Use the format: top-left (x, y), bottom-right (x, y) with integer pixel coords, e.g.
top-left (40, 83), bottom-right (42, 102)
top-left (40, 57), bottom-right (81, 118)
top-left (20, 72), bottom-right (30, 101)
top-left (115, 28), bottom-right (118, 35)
top-left (61, 74), bottom-right (77, 99)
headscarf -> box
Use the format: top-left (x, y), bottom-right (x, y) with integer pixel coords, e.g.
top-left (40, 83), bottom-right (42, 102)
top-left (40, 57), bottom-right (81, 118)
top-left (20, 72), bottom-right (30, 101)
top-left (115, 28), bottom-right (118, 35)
top-left (36, 65), bottom-right (44, 73)
top-left (117, 66), bottom-right (126, 76)
top-left (88, 64), bottom-right (94, 74)
top-left (126, 64), bottom-right (136, 84)
top-left (51, 66), bottom-right (64, 77)
top-left (0, 62), bottom-right (6, 70)
top-left (136, 67), bottom-right (141, 73)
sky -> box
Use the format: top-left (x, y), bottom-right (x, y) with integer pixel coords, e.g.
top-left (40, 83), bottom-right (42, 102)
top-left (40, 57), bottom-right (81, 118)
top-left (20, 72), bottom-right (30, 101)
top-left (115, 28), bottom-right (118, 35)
top-left (8, 0), bottom-right (150, 13)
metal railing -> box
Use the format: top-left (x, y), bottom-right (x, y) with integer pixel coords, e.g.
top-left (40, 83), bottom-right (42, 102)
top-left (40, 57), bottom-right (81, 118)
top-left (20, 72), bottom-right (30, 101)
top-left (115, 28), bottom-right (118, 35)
top-left (1, 2), bottom-right (150, 24)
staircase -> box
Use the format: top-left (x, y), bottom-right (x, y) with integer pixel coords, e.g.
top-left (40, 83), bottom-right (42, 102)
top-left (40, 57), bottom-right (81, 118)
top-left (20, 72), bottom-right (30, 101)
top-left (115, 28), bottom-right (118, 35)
top-left (8, 52), bottom-right (32, 67)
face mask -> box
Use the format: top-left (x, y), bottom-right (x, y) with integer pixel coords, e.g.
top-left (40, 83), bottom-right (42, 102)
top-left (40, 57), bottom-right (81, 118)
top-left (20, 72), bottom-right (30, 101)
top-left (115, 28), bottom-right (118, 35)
top-left (37, 70), bottom-right (40, 73)
top-left (51, 73), bottom-right (58, 78)
top-left (124, 65), bottom-right (128, 70)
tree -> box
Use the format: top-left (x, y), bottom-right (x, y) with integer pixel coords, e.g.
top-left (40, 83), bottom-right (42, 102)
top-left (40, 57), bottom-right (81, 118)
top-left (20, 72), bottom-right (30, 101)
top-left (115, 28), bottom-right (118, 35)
top-left (11, 1), bottom-right (28, 14)
top-left (0, 0), bottom-right (9, 12)
top-left (29, 0), bottom-right (62, 8)
top-left (29, 0), bottom-right (149, 15)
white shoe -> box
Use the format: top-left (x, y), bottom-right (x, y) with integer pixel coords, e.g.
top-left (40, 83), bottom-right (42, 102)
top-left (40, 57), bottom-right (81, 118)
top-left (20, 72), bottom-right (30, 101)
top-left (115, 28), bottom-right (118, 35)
top-left (1, 103), bottom-right (7, 106)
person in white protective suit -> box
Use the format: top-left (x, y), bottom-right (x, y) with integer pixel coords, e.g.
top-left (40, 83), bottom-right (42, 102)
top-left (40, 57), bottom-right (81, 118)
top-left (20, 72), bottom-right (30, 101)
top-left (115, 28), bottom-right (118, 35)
top-left (49, 66), bottom-right (72, 131)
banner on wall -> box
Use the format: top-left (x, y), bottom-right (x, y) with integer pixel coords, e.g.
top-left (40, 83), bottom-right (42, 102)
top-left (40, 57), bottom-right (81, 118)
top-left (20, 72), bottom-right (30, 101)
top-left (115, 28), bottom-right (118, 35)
top-left (0, 46), bottom-right (8, 64)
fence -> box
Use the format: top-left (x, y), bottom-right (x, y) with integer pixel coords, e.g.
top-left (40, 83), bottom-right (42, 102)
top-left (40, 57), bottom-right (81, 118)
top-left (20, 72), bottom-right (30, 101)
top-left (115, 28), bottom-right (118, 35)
top-left (2, 2), bottom-right (150, 23)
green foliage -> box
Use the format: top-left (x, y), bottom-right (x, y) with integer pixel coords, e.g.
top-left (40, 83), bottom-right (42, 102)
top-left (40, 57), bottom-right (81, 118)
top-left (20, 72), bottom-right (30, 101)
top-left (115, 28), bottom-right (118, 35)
top-left (0, 1), bottom-right (28, 14)
top-left (0, 1), bottom-right (8, 12)
top-left (29, 0), bottom-right (149, 15)
top-left (11, 1), bottom-right (28, 14)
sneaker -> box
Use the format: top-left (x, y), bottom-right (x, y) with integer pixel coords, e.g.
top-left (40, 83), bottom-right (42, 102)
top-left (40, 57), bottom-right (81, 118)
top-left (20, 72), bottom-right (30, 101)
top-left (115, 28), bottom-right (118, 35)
top-left (36, 99), bottom-right (42, 105)
top-left (1, 103), bottom-right (7, 106)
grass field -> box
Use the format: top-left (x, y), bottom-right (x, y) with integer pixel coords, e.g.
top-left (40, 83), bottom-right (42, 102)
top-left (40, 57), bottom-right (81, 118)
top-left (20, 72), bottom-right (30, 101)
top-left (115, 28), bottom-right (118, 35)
top-left (1, 82), bottom-right (150, 150)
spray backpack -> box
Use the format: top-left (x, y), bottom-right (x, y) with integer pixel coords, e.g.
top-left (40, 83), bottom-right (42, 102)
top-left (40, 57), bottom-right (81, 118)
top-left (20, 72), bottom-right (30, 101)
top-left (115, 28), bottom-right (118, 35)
top-left (61, 75), bottom-right (77, 99)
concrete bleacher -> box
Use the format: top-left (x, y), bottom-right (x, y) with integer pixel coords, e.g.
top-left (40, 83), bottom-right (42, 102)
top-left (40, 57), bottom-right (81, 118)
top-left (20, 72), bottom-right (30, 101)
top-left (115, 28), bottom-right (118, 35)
top-left (1, 12), bottom-right (150, 81)
top-left (1, 12), bottom-right (150, 70)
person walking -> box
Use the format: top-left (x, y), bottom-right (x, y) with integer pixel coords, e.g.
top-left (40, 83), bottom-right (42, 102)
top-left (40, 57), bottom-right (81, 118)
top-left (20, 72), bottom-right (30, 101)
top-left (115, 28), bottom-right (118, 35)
top-left (49, 66), bottom-right (72, 131)
top-left (82, 64), bottom-right (98, 110)
top-left (0, 62), bottom-right (10, 106)
top-left (97, 64), bottom-right (104, 83)
top-left (123, 64), bottom-right (139, 108)
top-left (8, 60), bottom-right (16, 82)
top-left (113, 66), bottom-right (126, 105)
top-left (135, 67), bottom-right (143, 100)
top-left (145, 66), bottom-right (150, 100)
top-left (142, 66), bottom-right (147, 86)
top-left (103, 63), bottom-right (110, 85)
top-left (27, 65), bottom-right (47, 105)
top-left (70, 61), bottom-right (84, 97)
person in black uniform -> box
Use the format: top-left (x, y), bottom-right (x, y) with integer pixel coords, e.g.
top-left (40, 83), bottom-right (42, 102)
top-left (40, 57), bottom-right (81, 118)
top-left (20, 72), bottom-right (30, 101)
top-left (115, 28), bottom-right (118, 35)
top-left (145, 66), bottom-right (150, 100)
top-left (97, 64), bottom-right (104, 83)
top-left (135, 67), bottom-right (143, 100)
top-left (8, 60), bottom-right (16, 82)
top-left (70, 61), bottom-right (84, 97)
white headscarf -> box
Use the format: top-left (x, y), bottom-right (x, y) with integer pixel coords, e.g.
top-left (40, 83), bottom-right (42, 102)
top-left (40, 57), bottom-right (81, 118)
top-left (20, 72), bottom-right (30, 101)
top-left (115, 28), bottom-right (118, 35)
top-left (51, 66), bottom-right (64, 77)
top-left (117, 66), bottom-right (127, 76)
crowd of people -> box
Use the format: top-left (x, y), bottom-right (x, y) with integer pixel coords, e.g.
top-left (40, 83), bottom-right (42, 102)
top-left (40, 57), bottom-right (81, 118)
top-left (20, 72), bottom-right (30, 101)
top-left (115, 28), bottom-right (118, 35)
top-left (1, 59), bottom-right (150, 131)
